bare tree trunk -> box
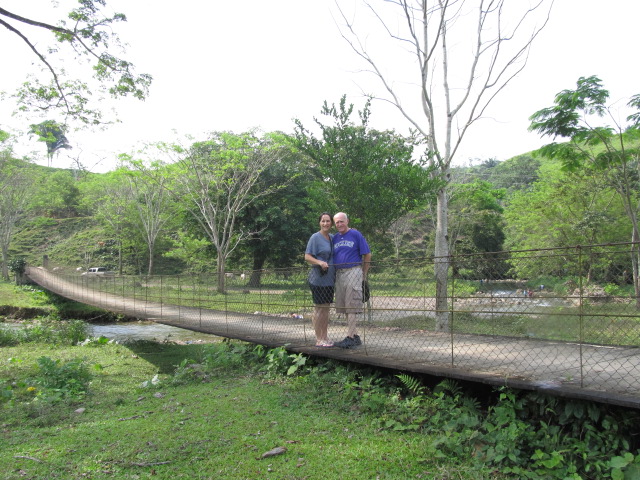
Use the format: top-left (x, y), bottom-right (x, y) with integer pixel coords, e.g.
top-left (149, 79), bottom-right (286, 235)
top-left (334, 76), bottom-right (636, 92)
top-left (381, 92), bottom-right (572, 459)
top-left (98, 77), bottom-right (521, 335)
top-left (434, 186), bottom-right (450, 331)
top-left (0, 160), bottom-right (31, 281)
top-left (147, 241), bottom-right (155, 277)
top-left (216, 255), bottom-right (226, 294)
top-left (1, 243), bottom-right (8, 281)
top-left (118, 239), bottom-right (123, 275)
top-left (631, 230), bottom-right (640, 309)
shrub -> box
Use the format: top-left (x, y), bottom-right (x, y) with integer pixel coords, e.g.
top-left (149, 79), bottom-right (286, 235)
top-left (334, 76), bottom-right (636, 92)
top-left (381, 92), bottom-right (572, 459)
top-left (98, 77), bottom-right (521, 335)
top-left (262, 345), bottom-right (308, 377)
top-left (30, 356), bottom-right (93, 402)
top-left (0, 327), bottom-right (20, 347)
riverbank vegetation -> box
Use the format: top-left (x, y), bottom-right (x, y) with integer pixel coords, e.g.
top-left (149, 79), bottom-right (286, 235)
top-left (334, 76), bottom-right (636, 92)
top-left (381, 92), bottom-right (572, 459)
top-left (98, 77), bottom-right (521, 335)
top-left (2, 282), bottom-right (640, 479)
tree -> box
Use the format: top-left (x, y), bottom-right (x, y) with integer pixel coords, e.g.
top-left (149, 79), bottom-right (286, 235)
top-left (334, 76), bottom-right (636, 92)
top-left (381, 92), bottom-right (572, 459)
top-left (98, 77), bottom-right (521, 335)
top-left (234, 149), bottom-right (316, 286)
top-left (389, 214), bottom-right (413, 262)
top-left (125, 168), bottom-right (175, 276)
top-left (0, 134), bottom-right (33, 280)
top-left (163, 229), bottom-right (212, 275)
top-left (1, 1), bottom-right (152, 125)
top-left (294, 96), bottom-right (437, 250)
top-left (29, 120), bottom-right (71, 166)
top-left (84, 169), bottom-right (135, 274)
top-left (335, 1), bottom-right (552, 330)
top-left (29, 169), bottom-right (82, 218)
top-left (484, 155), bottom-right (541, 193)
top-left (504, 160), bottom-right (627, 279)
top-left (166, 131), bottom-right (286, 293)
top-left (529, 75), bottom-right (640, 304)
top-left (448, 179), bottom-right (507, 279)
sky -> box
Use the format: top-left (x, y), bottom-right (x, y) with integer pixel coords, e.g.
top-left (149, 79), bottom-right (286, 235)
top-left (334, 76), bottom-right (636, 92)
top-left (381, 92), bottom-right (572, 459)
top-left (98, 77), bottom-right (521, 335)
top-left (1, 0), bottom-right (639, 173)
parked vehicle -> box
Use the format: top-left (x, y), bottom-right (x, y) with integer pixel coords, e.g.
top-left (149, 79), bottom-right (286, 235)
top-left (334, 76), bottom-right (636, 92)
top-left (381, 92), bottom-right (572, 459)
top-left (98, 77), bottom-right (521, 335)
top-left (81, 267), bottom-right (115, 276)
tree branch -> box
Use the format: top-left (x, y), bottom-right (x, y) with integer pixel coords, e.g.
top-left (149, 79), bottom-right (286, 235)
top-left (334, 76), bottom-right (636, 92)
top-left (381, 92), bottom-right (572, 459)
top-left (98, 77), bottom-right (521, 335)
top-left (0, 17), bottom-right (72, 115)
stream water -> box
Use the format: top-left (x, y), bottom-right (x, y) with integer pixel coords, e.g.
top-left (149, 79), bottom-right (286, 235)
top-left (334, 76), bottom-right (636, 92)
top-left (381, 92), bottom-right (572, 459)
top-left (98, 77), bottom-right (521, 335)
top-left (87, 322), bottom-right (220, 343)
top-left (2, 321), bottom-right (219, 344)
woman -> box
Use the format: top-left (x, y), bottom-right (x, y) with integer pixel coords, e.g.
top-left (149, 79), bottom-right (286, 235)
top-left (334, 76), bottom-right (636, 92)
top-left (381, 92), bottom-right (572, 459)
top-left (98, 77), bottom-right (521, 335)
top-left (304, 212), bottom-right (335, 347)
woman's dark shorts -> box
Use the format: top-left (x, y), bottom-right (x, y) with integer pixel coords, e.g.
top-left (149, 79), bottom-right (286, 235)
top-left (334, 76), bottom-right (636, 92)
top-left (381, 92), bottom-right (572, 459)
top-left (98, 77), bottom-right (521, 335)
top-left (309, 284), bottom-right (334, 305)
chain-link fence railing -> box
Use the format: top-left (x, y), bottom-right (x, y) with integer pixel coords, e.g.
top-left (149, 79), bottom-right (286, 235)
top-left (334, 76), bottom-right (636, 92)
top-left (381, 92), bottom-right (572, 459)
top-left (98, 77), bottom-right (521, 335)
top-left (26, 243), bottom-right (640, 406)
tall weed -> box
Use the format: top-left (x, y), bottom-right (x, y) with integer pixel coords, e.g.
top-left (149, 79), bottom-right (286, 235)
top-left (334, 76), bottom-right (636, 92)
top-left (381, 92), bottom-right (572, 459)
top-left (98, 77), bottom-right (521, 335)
top-left (29, 356), bottom-right (93, 403)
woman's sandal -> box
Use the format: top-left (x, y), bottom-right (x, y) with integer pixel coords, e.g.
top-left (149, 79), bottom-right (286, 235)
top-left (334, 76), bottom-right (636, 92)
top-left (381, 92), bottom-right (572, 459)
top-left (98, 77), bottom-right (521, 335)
top-left (315, 341), bottom-right (334, 347)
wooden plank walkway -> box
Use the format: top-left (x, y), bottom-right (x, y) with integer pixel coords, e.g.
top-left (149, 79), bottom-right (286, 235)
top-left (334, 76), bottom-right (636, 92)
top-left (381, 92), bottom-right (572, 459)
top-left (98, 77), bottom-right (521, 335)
top-left (26, 267), bottom-right (640, 409)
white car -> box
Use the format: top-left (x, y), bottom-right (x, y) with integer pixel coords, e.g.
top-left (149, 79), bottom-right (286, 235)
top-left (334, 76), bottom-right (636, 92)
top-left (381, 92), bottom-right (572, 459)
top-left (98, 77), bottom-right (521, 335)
top-left (82, 267), bottom-right (115, 276)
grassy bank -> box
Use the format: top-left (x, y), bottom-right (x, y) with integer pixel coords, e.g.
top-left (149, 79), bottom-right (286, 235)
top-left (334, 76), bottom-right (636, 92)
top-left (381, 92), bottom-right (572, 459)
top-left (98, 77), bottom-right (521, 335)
top-left (0, 281), bottom-right (128, 321)
top-left (0, 282), bottom-right (51, 308)
top-left (1, 341), bottom-right (480, 479)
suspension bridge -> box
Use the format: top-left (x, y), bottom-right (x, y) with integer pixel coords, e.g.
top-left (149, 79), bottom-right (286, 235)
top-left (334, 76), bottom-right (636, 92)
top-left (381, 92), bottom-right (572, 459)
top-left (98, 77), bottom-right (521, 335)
top-left (25, 262), bottom-right (640, 410)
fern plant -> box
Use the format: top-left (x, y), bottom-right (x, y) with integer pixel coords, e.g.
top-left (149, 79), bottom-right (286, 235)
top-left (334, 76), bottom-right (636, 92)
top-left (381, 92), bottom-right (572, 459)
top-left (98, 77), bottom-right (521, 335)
top-left (396, 373), bottom-right (426, 396)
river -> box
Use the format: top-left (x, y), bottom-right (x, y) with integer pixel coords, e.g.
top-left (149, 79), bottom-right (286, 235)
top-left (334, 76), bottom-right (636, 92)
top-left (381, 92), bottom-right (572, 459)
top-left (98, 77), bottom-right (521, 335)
top-left (1, 320), bottom-right (220, 344)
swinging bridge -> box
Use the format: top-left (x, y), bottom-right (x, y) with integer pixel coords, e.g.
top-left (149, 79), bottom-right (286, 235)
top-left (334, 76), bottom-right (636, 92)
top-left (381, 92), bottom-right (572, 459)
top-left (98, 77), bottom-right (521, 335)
top-left (24, 244), bottom-right (640, 410)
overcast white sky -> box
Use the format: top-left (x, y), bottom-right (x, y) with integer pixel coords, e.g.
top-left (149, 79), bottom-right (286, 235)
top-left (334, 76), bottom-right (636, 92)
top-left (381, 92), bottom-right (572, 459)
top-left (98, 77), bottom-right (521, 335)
top-left (1, 1), bottom-right (639, 172)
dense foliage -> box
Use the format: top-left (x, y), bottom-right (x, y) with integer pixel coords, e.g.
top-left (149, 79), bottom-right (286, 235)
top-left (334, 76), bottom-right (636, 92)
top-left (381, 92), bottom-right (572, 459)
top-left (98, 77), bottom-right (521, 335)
top-left (1, 80), bottom-right (639, 284)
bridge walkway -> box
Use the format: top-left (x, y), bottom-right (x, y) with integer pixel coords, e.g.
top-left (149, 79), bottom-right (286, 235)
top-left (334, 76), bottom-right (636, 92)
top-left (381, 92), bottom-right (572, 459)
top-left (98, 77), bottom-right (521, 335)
top-left (25, 267), bottom-right (640, 409)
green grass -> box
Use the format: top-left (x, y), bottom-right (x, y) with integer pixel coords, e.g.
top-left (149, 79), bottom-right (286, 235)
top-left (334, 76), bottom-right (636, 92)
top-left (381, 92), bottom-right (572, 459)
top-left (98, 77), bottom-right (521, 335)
top-left (0, 281), bottom-right (123, 322)
top-left (3, 335), bottom-right (640, 479)
top-left (1, 341), bottom-right (490, 480)
top-left (0, 283), bottom-right (51, 309)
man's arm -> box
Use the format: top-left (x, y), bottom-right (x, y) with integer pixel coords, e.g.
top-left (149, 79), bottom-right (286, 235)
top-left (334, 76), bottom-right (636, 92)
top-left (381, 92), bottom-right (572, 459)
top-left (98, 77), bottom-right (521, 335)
top-left (362, 253), bottom-right (371, 279)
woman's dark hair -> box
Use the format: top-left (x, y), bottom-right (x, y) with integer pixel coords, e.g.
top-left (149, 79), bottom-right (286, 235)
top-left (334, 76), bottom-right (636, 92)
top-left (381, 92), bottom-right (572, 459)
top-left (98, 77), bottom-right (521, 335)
top-left (318, 212), bottom-right (333, 222)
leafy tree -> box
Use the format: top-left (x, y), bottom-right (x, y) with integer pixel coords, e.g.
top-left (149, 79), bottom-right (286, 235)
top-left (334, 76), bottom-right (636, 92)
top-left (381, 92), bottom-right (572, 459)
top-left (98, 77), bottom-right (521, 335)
top-left (29, 169), bottom-right (82, 218)
top-left (163, 229), bottom-right (212, 275)
top-left (294, 96), bottom-right (437, 251)
top-left (463, 155), bottom-right (541, 194)
top-left (0, 135), bottom-right (34, 280)
top-left (234, 149), bottom-right (316, 286)
top-left (449, 180), bottom-right (507, 279)
top-left (504, 161), bottom-right (628, 279)
top-left (1, 1), bottom-right (152, 125)
top-left (7, 256), bottom-right (28, 284)
top-left (529, 75), bottom-right (640, 303)
top-left (388, 214), bottom-right (413, 262)
top-left (164, 131), bottom-right (287, 293)
top-left (492, 155), bottom-right (541, 193)
top-left (82, 169), bottom-right (135, 273)
top-left (29, 120), bottom-right (71, 166)
top-left (124, 167), bottom-right (175, 275)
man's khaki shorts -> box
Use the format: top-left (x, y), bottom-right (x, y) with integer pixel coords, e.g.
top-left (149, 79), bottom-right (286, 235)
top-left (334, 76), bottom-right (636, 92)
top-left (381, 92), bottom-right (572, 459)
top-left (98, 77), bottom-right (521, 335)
top-left (335, 267), bottom-right (363, 314)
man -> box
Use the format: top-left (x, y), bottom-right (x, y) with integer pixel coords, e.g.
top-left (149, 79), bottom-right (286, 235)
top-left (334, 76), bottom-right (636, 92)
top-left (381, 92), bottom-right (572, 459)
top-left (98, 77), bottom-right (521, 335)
top-left (332, 212), bottom-right (371, 348)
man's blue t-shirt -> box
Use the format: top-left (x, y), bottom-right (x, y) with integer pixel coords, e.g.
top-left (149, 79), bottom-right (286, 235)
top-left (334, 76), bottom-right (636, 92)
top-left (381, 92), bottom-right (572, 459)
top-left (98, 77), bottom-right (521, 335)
top-left (333, 228), bottom-right (370, 269)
